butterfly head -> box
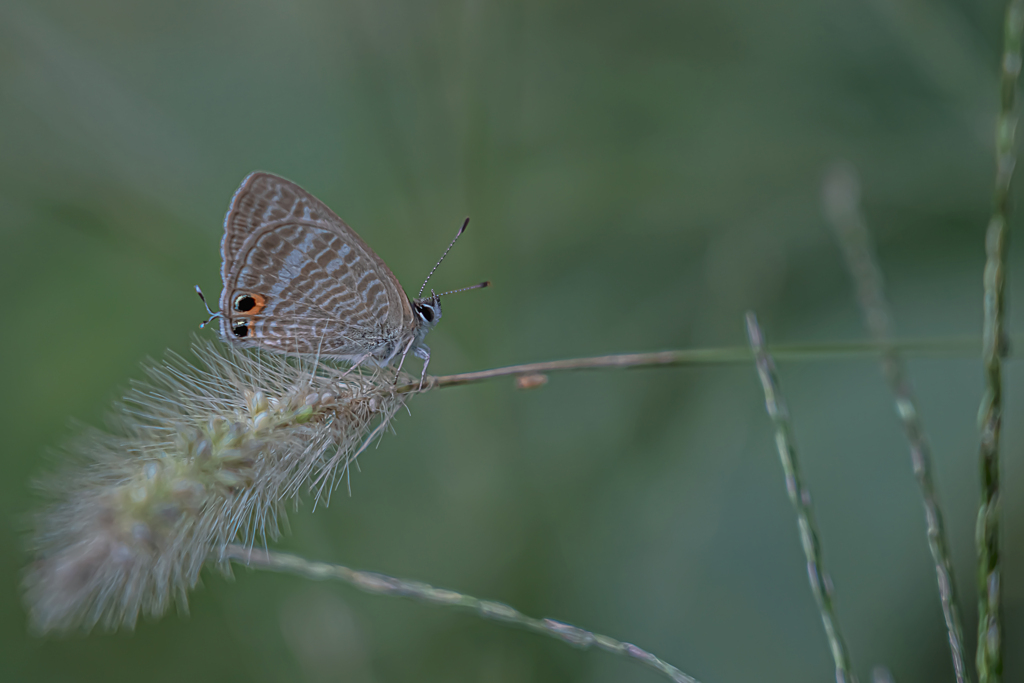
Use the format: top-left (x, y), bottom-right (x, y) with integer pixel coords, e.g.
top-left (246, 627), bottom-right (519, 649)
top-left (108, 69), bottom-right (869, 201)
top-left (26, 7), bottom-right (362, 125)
top-left (412, 293), bottom-right (443, 334)
top-left (410, 217), bottom-right (488, 342)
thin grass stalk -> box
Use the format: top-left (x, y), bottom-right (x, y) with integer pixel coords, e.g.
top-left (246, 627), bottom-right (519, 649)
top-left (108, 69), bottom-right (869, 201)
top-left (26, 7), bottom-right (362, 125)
top-left (746, 312), bottom-right (857, 683)
top-left (824, 163), bottom-right (970, 683)
top-left (401, 336), bottom-right (990, 394)
top-left (223, 545), bottom-right (701, 683)
top-left (976, 2), bottom-right (1024, 681)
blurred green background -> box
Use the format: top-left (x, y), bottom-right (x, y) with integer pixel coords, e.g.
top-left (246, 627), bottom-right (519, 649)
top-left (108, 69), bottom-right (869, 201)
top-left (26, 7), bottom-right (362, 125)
top-left (1, 0), bottom-right (1022, 681)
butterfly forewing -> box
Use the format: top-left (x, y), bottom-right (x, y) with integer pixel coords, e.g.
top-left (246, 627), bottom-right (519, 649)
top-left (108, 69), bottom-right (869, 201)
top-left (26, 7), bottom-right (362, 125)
top-left (219, 173), bottom-right (414, 360)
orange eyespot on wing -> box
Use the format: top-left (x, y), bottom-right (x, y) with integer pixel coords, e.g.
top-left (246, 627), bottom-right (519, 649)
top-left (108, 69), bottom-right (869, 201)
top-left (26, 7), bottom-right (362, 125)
top-left (231, 319), bottom-right (250, 338)
top-left (232, 293), bottom-right (267, 315)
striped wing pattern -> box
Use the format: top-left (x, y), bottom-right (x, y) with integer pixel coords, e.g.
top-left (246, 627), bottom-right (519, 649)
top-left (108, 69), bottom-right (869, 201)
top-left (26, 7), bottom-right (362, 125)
top-left (219, 172), bottom-right (415, 362)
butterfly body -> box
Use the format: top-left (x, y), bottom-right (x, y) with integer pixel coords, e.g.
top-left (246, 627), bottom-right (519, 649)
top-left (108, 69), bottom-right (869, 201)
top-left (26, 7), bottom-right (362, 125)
top-left (217, 172), bottom-right (442, 370)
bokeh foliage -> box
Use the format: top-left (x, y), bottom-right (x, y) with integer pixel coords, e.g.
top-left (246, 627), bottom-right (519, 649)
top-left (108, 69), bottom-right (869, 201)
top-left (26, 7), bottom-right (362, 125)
top-left (0, 0), bottom-right (1021, 681)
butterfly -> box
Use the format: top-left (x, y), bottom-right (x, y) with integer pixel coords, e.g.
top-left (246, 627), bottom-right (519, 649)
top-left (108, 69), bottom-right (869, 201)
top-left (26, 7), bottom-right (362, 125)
top-left (199, 172), bottom-right (487, 381)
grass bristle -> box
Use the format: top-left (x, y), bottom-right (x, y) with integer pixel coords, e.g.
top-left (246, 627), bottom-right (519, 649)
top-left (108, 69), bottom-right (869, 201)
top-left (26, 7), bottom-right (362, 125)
top-left (25, 339), bottom-right (412, 633)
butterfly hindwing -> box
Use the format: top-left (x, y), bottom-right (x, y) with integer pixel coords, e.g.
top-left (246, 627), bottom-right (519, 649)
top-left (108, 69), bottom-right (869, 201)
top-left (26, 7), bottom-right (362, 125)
top-left (219, 173), bottom-right (415, 360)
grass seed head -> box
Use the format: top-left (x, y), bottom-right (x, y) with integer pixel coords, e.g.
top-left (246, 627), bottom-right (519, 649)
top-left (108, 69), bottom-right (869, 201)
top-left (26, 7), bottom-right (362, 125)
top-left (25, 339), bottom-right (412, 633)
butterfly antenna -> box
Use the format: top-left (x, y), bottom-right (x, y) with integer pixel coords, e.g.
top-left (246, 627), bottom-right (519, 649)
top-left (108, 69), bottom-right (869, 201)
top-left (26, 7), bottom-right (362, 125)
top-left (435, 281), bottom-right (490, 298)
top-left (195, 285), bottom-right (222, 328)
top-left (419, 217), bottom-right (470, 297)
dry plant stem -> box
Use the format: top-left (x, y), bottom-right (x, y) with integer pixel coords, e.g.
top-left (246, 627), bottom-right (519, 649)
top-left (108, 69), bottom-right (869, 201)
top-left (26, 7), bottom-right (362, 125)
top-left (403, 337), bottom-right (988, 394)
top-left (824, 164), bottom-right (970, 683)
top-left (746, 312), bottom-right (857, 683)
top-left (223, 545), bottom-right (701, 683)
top-left (976, 4), bottom-right (1023, 681)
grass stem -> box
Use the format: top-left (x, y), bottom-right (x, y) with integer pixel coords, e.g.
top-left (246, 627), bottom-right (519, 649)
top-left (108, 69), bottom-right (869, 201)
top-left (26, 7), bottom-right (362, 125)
top-left (975, 2), bottom-right (1024, 680)
top-left (824, 162), bottom-right (970, 683)
top-left (746, 312), bottom-right (857, 683)
top-left (224, 544), bottom-right (702, 683)
top-left (404, 336), bottom-right (992, 394)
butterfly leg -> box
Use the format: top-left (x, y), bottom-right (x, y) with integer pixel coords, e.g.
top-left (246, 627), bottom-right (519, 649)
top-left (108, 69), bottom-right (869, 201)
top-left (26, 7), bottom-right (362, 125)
top-left (340, 352), bottom-right (373, 378)
top-left (393, 336), bottom-right (418, 384)
top-left (413, 344), bottom-right (431, 390)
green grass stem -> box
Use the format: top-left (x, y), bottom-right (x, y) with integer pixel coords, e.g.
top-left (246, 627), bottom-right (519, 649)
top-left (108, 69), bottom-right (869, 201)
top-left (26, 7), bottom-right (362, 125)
top-left (746, 312), bottom-right (857, 683)
top-left (223, 544), bottom-right (701, 683)
top-left (976, 2), bottom-right (1024, 681)
top-left (824, 162), bottom-right (970, 683)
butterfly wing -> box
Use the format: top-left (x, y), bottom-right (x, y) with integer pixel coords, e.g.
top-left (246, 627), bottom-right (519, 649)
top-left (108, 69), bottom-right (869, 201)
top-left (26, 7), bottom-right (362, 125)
top-left (219, 172), bottom-right (415, 360)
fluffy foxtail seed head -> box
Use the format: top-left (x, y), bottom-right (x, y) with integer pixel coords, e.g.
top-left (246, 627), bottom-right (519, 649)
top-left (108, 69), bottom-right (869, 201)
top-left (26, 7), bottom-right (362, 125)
top-left (25, 339), bottom-right (413, 633)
